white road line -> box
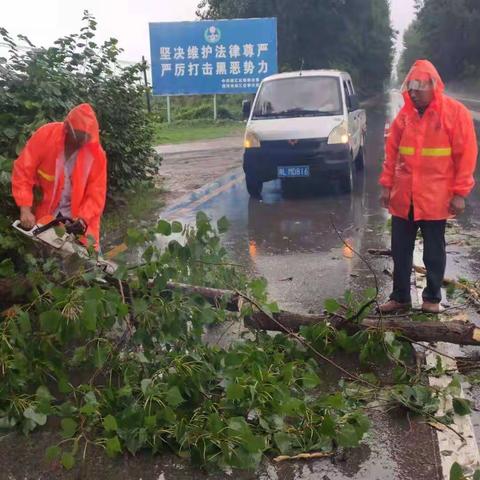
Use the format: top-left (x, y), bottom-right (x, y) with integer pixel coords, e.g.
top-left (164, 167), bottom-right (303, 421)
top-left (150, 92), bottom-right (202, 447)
top-left (413, 251), bottom-right (480, 479)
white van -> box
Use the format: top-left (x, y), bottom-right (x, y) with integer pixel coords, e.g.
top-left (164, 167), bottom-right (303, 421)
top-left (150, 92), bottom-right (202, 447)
top-left (242, 70), bottom-right (367, 197)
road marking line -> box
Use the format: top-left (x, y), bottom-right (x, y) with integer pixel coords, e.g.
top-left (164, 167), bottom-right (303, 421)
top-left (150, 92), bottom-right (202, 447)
top-left (413, 251), bottom-right (480, 479)
top-left (163, 173), bottom-right (245, 221)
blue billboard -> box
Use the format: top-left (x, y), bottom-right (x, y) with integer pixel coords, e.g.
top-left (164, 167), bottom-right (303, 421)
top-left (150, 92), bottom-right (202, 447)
top-left (149, 18), bottom-right (278, 96)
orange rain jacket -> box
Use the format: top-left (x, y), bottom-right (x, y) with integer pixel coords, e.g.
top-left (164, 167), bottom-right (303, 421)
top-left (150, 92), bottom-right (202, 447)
top-left (12, 104), bottom-right (107, 246)
top-left (379, 60), bottom-right (478, 221)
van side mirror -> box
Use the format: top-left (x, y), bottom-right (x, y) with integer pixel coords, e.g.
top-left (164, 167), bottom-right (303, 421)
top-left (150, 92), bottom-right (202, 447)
top-left (349, 94), bottom-right (359, 112)
top-left (242, 100), bottom-right (252, 120)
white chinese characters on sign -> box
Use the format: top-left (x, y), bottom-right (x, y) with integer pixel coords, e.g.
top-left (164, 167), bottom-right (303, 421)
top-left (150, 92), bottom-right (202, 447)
top-left (161, 64), bottom-right (172, 76)
top-left (187, 46), bottom-right (199, 60)
top-left (216, 62), bottom-right (227, 75)
top-left (174, 47), bottom-right (185, 60)
top-left (175, 64), bottom-right (185, 77)
top-left (158, 40), bottom-right (271, 88)
top-left (188, 63), bottom-right (199, 76)
top-left (160, 47), bottom-right (171, 60)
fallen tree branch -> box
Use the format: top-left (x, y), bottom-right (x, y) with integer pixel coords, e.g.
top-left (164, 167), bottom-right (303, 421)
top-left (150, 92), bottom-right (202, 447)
top-left (4, 275), bottom-right (480, 346)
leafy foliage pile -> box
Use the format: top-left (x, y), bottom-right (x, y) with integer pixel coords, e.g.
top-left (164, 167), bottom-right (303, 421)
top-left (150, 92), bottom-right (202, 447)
top-left (399, 0), bottom-right (480, 82)
top-left (0, 213), bottom-right (476, 472)
top-left (197, 0), bottom-right (395, 96)
top-left (0, 11), bottom-right (160, 192)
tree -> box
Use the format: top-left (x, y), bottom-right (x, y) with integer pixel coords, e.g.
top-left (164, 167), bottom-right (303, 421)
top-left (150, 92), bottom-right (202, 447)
top-left (197, 0), bottom-right (395, 96)
top-left (400, 0), bottom-right (480, 82)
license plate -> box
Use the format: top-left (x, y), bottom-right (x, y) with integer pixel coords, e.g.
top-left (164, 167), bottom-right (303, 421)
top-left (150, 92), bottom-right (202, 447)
top-left (277, 166), bottom-right (310, 178)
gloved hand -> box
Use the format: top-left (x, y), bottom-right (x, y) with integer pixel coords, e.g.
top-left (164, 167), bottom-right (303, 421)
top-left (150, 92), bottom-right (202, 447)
top-left (65, 218), bottom-right (87, 235)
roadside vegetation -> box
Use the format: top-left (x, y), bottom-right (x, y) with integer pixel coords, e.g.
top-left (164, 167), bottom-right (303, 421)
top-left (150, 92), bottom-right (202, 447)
top-left (153, 120), bottom-right (244, 145)
top-left (399, 0), bottom-right (480, 83)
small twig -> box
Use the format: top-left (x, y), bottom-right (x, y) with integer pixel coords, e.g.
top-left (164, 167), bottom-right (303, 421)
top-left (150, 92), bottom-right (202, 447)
top-left (406, 411), bottom-right (413, 433)
top-left (425, 411), bottom-right (465, 442)
top-left (274, 451), bottom-right (335, 462)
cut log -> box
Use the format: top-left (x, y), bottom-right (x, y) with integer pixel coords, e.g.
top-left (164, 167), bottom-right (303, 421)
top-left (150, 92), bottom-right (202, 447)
top-left (246, 311), bottom-right (480, 346)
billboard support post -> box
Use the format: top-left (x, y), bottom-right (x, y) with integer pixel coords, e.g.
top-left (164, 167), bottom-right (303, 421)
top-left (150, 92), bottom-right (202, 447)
top-left (213, 94), bottom-right (217, 121)
top-left (167, 96), bottom-right (171, 124)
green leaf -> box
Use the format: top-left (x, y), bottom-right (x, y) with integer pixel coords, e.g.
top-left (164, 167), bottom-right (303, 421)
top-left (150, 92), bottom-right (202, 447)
top-left (141, 378), bottom-right (152, 395)
top-left (171, 221), bottom-right (183, 233)
top-left (303, 370), bottom-right (321, 389)
top-left (473, 470), bottom-right (480, 480)
top-left (39, 310), bottom-right (63, 333)
top-left (82, 299), bottom-right (97, 331)
top-left (217, 216), bottom-right (229, 233)
top-left (449, 462), bottom-right (464, 480)
top-left (61, 418), bottom-right (77, 438)
top-left (166, 386), bottom-right (184, 407)
top-left (0, 258), bottom-right (14, 277)
top-left (3, 127), bottom-right (16, 139)
top-left (103, 415), bottom-right (118, 432)
top-left (274, 432), bottom-right (294, 454)
top-left (72, 346), bottom-right (87, 365)
top-left (23, 407), bottom-right (47, 426)
top-left (336, 423), bottom-right (360, 448)
top-left (106, 435), bottom-right (122, 457)
top-left (324, 298), bottom-right (340, 314)
top-left (93, 344), bottom-right (109, 368)
top-left (453, 398), bottom-right (472, 416)
top-left (45, 445), bottom-right (61, 461)
top-left (226, 383), bottom-right (244, 401)
top-left (61, 452), bottom-right (75, 470)
top-left (156, 220), bottom-right (172, 236)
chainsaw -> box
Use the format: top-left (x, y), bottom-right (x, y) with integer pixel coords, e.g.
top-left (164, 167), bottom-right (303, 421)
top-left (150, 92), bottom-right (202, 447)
top-left (12, 215), bottom-right (118, 275)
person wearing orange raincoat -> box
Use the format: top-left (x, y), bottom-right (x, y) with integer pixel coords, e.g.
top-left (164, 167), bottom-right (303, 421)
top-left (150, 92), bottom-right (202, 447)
top-left (379, 60), bottom-right (478, 314)
top-left (12, 103), bottom-right (107, 249)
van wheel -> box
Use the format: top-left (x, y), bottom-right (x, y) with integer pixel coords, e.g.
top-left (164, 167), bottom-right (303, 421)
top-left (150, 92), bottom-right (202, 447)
top-left (246, 174), bottom-right (263, 198)
top-left (355, 145), bottom-right (365, 171)
top-left (339, 163), bottom-right (353, 194)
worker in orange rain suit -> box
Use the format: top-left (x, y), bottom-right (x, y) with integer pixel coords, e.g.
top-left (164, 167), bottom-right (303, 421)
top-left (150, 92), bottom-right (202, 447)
top-left (12, 103), bottom-right (107, 249)
top-left (379, 60), bottom-right (478, 314)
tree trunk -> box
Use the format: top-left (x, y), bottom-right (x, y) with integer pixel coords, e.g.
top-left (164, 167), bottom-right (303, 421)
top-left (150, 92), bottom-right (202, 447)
top-left (245, 311), bottom-right (480, 346)
top-left (3, 276), bottom-right (480, 346)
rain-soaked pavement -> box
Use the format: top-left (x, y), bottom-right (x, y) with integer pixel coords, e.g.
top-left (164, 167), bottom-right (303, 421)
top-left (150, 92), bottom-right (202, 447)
top-left (3, 94), bottom-right (480, 479)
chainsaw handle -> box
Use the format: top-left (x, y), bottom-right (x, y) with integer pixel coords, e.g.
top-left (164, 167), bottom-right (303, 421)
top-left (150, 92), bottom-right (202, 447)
top-left (32, 216), bottom-right (74, 236)
top-left (12, 220), bottom-right (36, 235)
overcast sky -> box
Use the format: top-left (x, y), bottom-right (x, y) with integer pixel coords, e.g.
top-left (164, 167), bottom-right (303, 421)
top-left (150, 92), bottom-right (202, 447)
top-left (2, 0), bottom-right (416, 63)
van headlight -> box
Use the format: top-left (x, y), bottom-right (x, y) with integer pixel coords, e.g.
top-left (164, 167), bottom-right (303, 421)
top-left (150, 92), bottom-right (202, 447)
top-left (244, 131), bottom-right (261, 149)
top-left (327, 121), bottom-right (349, 145)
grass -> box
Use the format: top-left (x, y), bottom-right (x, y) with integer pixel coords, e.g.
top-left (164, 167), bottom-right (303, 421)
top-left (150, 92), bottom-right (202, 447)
top-left (152, 120), bottom-right (245, 145)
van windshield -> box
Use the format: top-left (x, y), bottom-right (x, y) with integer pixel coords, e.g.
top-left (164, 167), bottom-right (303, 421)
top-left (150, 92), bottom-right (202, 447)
top-left (252, 76), bottom-right (343, 119)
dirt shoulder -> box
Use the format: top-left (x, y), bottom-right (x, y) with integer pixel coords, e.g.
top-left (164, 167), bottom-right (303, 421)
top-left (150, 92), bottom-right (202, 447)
top-left (155, 134), bottom-right (244, 208)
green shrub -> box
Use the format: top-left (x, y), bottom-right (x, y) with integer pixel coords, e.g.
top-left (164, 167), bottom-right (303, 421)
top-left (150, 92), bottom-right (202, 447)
top-left (0, 11), bottom-right (160, 193)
